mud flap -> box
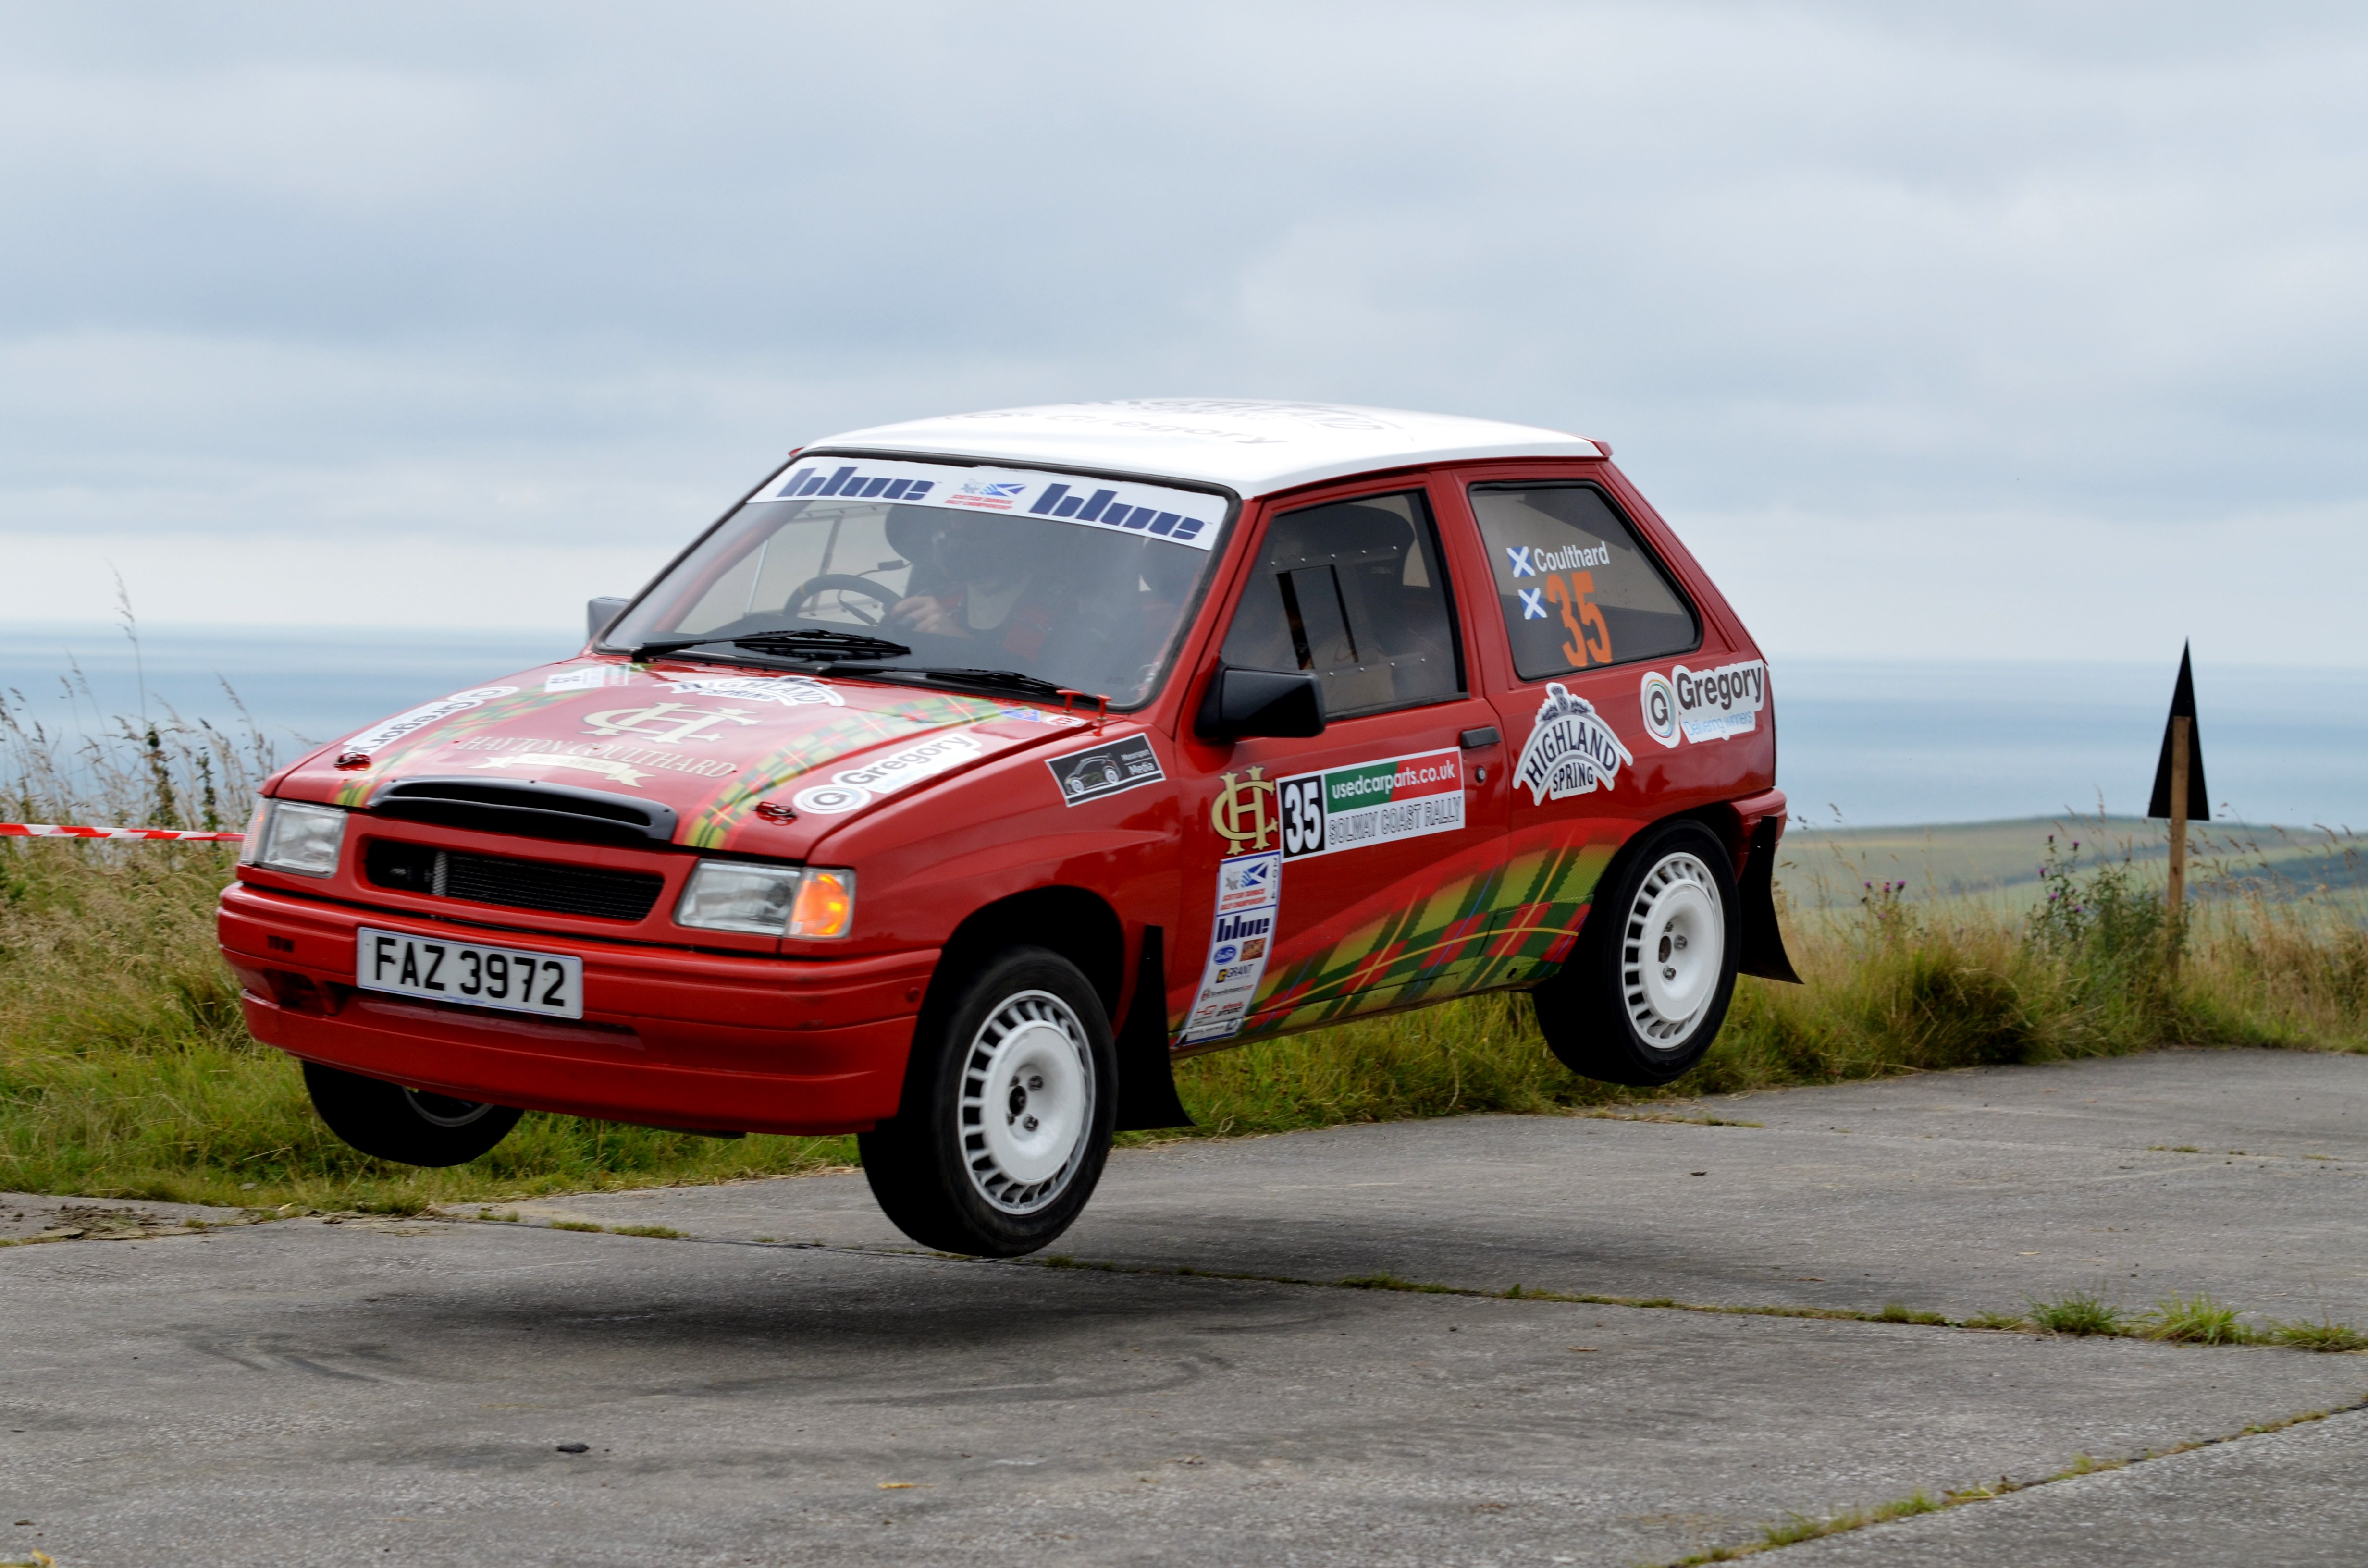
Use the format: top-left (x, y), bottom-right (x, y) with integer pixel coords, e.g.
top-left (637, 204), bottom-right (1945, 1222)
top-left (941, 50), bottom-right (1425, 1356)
top-left (1112, 926), bottom-right (1194, 1131)
top-left (1737, 816), bottom-right (1801, 983)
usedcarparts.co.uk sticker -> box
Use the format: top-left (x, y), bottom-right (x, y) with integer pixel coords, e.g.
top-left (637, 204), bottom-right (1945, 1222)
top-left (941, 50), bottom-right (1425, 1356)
top-left (1514, 683), bottom-right (1633, 803)
top-left (1276, 747), bottom-right (1464, 860)
top-left (1639, 658), bottom-right (1766, 748)
top-left (1046, 734), bottom-right (1165, 807)
top-left (1181, 849), bottom-right (1280, 1045)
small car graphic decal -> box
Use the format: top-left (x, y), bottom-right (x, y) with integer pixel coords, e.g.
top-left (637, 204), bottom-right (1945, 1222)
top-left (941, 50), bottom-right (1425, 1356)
top-left (1045, 734), bottom-right (1165, 807)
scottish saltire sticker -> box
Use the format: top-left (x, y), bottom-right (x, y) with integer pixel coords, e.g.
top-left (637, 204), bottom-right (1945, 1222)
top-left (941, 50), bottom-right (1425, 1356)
top-left (752, 457), bottom-right (1226, 549)
top-left (1274, 748), bottom-right (1464, 860)
top-left (1181, 850), bottom-right (1281, 1044)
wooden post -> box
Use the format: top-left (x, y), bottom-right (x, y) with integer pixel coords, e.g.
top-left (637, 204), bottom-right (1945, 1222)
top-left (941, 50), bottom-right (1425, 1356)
top-left (2166, 714), bottom-right (2190, 977)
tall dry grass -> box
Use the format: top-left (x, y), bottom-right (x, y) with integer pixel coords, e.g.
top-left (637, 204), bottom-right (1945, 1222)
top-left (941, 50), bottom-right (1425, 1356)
top-left (1, 677), bottom-right (2361, 1210)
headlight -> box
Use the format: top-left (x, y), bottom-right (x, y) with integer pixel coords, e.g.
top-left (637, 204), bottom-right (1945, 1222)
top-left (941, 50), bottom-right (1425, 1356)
top-left (675, 861), bottom-right (855, 939)
top-left (240, 801), bottom-right (347, 877)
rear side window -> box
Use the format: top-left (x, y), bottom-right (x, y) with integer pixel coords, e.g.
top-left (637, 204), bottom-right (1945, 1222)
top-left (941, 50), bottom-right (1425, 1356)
top-left (1468, 484), bottom-right (1697, 681)
top-left (1220, 490), bottom-right (1462, 717)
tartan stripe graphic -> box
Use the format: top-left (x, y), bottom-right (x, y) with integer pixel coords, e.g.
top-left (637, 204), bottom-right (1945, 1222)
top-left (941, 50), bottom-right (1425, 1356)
top-left (687, 693), bottom-right (1007, 847)
top-left (1194, 836), bottom-right (1616, 1043)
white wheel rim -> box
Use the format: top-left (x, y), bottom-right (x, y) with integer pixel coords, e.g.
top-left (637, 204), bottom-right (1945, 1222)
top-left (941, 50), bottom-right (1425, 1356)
top-left (1621, 851), bottom-right (1724, 1048)
top-left (959, 989), bottom-right (1095, 1214)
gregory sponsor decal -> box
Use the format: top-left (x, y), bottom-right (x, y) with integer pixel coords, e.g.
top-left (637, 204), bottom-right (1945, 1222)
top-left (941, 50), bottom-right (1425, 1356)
top-left (789, 732), bottom-right (985, 814)
top-left (340, 687), bottom-right (518, 755)
top-left (1665, 659), bottom-right (1766, 743)
top-left (1276, 748), bottom-right (1464, 860)
top-left (1182, 850), bottom-right (1281, 1044)
top-left (1639, 671), bottom-right (1681, 748)
top-left (755, 458), bottom-right (1226, 550)
top-left (1046, 734), bottom-right (1165, 806)
top-left (1514, 684), bottom-right (1633, 803)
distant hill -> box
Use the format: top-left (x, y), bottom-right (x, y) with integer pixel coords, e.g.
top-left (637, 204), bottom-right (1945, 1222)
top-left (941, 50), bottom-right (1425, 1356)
top-left (1776, 815), bottom-right (2366, 910)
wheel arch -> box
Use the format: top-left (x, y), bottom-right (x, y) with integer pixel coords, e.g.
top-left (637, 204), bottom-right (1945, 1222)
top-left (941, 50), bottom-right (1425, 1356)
top-left (933, 885), bottom-right (1127, 1021)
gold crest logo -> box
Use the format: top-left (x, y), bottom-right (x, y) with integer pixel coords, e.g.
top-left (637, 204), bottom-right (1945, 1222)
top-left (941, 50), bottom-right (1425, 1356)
top-left (1210, 767), bottom-right (1277, 852)
top-left (580, 702), bottom-right (759, 745)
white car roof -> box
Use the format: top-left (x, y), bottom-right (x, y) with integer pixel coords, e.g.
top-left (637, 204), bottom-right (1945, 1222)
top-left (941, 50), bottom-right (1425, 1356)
top-left (807, 399), bottom-right (1605, 499)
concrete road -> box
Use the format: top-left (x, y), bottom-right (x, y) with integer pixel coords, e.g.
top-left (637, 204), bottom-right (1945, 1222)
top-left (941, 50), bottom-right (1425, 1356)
top-left (3, 1048), bottom-right (2364, 1567)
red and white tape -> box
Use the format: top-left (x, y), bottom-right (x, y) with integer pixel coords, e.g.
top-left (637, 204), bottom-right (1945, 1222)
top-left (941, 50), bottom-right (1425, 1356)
top-left (0, 823), bottom-right (245, 842)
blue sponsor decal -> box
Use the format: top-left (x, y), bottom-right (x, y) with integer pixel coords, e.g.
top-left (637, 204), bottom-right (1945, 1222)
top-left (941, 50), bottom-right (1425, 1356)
top-left (769, 464), bottom-right (937, 503)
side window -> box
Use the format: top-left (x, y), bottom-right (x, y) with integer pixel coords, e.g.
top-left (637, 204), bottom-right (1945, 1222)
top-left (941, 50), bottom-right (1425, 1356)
top-left (1220, 490), bottom-right (1463, 717)
top-left (1468, 484), bottom-right (1698, 681)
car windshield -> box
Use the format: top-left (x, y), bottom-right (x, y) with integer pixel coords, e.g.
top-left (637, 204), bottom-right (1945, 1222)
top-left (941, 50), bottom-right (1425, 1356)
top-left (602, 457), bottom-right (1232, 707)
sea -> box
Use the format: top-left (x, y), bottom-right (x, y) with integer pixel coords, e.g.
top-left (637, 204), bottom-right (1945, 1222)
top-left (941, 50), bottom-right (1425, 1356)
top-left (1, 623), bottom-right (2359, 830)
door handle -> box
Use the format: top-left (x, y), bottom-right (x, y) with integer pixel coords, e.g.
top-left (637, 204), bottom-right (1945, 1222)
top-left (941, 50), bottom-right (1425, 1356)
top-left (1458, 726), bottom-right (1500, 749)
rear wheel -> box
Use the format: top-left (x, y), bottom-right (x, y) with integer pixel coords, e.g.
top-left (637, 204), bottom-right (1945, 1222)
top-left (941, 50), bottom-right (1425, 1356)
top-left (860, 946), bottom-right (1115, 1256)
top-left (1533, 819), bottom-right (1740, 1087)
top-left (302, 1061), bottom-right (523, 1167)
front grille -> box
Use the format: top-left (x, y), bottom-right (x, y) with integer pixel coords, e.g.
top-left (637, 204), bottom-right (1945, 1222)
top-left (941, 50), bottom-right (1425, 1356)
top-left (364, 840), bottom-right (665, 922)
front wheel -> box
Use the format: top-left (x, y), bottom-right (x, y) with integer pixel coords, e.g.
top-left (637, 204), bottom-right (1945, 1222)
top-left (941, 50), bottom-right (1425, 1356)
top-left (1533, 819), bottom-right (1740, 1087)
top-left (302, 1061), bottom-right (523, 1166)
top-left (859, 947), bottom-right (1115, 1256)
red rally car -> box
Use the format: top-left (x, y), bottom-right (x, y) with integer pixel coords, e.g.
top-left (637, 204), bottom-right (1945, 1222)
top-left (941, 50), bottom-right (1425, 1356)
top-left (220, 399), bottom-right (1796, 1255)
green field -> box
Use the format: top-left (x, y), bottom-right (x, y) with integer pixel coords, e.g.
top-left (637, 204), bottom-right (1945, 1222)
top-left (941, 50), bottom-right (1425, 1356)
top-left (1782, 816), bottom-right (2367, 910)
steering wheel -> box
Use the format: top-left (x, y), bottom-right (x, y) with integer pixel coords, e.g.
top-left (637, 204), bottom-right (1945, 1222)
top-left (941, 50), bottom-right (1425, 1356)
top-left (785, 574), bottom-right (902, 628)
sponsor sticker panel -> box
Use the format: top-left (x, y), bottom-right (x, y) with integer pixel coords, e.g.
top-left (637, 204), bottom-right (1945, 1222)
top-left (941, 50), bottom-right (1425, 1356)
top-left (752, 457), bottom-right (1227, 550)
top-left (1672, 659), bottom-right (1766, 743)
top-left (1046, 734), bottom-right (1166, 807)
top-left (1182, 849), bottom-right (1281, 1044)
top-left (340, 687), bottom-right (518, 756)
top-left (1277, 747), bottom-right (1465, 860)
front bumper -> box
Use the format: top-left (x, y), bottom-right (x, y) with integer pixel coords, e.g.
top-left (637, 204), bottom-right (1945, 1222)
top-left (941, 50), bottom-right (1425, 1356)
top-left (220, 881), bottom-right (930, 1134)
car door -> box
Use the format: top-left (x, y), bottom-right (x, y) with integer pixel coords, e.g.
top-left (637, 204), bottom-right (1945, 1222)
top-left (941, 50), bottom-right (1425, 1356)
top-left (1171, 480), bottom-right (1510, 1047)
top-left (1457, 475), bottom-right (1709, 975)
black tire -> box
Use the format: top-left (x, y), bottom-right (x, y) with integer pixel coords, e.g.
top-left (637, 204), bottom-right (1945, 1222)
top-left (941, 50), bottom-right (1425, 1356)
top-left (859, 946), bottom-right (1116, 1257)
top-left (1533, 819), bottom-right (1741, 1087)
top-left (302, 1061), bottom-right (524, 1167)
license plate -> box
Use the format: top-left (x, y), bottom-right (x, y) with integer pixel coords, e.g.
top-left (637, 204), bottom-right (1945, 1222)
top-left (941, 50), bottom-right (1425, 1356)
top-left (354, 927), bottom-right (583, 1019)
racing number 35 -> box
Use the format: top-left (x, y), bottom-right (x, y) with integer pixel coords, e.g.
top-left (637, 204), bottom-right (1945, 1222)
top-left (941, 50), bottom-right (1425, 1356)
top-left (1280, 776), bottom-right (1325, 857)
top-left (1544, 570), bottom-right (1612, 669)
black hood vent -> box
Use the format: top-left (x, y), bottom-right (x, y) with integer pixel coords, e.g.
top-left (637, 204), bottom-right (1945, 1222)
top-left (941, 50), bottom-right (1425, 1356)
top-left (369, 777), bottom-right (679, 847)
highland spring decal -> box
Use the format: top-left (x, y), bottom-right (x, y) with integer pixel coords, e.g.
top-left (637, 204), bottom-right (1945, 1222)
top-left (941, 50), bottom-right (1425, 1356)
top-left (1514, 684), bottom-right (1633, 803)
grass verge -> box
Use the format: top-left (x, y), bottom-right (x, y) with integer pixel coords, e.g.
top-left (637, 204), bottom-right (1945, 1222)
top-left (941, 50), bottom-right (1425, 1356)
top-left (1, 709), bottom-right (2363, 1210)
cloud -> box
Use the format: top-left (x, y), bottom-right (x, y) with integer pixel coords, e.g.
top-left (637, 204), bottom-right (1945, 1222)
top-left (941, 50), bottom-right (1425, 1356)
top-left (1, 1), bottom-right (2364, 655)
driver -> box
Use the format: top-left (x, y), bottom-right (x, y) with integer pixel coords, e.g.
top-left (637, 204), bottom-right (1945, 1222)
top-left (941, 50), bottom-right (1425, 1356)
top-left (885, 514), bottom-right (1062, 661)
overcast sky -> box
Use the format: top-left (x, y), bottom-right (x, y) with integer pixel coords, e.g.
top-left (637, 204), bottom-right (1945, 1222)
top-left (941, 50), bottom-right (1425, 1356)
top-left (3, 1), bottom-right (2364, 665)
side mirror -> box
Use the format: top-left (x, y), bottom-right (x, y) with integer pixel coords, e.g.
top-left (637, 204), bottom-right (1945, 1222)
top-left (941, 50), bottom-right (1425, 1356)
top-left (586, 596), bottom-right (630, 643)
top-left (1196, 664), bottom-right (1326, 741)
